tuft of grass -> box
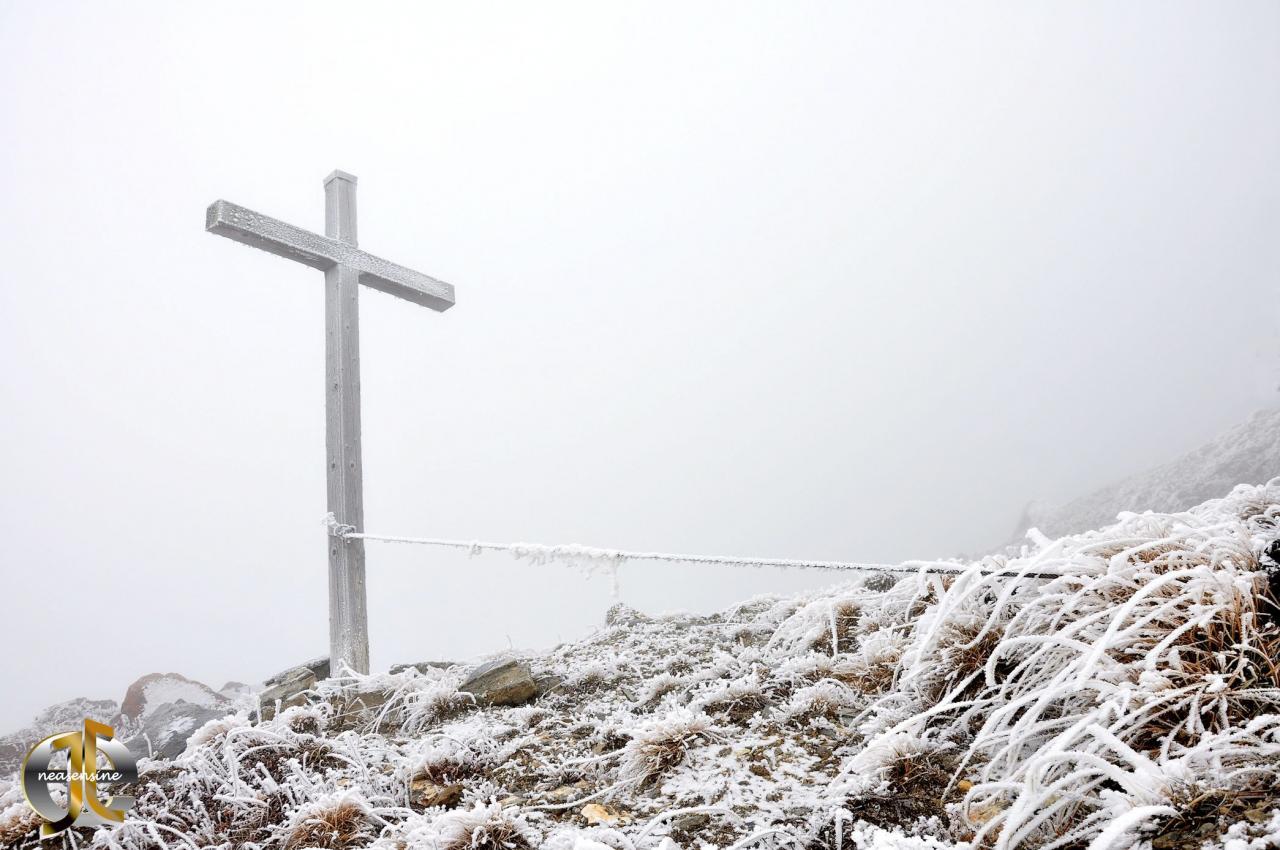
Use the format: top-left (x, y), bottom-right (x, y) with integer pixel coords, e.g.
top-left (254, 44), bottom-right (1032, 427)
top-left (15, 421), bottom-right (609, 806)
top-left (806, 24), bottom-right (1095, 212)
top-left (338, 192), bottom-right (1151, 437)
top-left (618, 709), bottom-right (718, 789)
top-left (925, 618), bottom-right (1007, 702)
top-left (429, 802), bottom-right (537, 850)
top-left (695, 675), bottom-right (770, 724)
top-left (416, 756), bottom-right (476, 786)
top-left (783, 681), bottom-right (858, 725)
top-left (813, 600), bottom-right (862, 655)
top-left (400, 685), bottom-right (474, 734)
top-left (639, 673), bottom-right (683, 709)
top-left (566, 663), bottom-right (616, 694)
top-left (1147, 781), bottom-right (1280, 850)
top-left (282, 798), bottom-right (371, 850)
top-left (845, 742), bottom-right (959, 831)
top-left (0, 806), bottom-right (42, 847)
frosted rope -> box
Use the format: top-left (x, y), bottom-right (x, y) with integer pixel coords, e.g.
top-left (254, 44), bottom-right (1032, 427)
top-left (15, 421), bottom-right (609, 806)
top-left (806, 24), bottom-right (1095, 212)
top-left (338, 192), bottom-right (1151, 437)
top-left (322, 514), bottom-right (1073, 579)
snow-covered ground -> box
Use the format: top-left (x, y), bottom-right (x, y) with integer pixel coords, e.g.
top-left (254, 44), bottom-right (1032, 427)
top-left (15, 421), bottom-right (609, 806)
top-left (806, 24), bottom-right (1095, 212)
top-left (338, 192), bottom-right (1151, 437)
top-left (4, 482), bottom-right (1280, 849)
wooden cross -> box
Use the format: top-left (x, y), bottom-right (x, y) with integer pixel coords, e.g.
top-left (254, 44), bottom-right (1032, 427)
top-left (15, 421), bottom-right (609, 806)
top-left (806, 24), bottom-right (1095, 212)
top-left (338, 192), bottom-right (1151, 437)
top-left (206, 171), bottom-right (455, 675)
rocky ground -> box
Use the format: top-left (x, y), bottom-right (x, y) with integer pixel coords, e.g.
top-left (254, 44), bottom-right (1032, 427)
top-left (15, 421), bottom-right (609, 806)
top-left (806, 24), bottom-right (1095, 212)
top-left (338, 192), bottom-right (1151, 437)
top-left (4, 482), bottom-right (1280, 849)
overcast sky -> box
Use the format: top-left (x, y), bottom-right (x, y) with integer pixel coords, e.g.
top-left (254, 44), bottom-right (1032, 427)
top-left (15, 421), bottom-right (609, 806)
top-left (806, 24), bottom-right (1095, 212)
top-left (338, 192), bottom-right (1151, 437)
top-left (1, 2), bottom-right (1277, 732)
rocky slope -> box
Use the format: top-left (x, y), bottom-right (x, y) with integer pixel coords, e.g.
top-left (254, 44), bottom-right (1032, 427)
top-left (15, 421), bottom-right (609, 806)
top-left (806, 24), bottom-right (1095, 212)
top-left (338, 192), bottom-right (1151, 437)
top-left (1022, 408), bottom-right (1280, 539)
top-left (0, 698), bottom-right (119, 782)
top-left (0, 676), bottom-right (248, 781)
top-left (4, 482), bottom-right (1280, 849)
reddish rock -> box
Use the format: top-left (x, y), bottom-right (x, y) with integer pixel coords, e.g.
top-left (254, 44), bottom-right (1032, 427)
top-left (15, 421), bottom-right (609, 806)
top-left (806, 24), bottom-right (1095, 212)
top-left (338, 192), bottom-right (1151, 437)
top-left (118, 673), bottom-right (228, 724)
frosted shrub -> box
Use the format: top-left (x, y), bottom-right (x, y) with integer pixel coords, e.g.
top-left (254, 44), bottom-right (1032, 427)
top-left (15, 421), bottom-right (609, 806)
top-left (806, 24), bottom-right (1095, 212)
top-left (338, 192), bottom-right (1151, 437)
top-left (690, 673), bottom-right (770, 723)
top-left (185, 710), bottom-right (253, 749)
top-left (278, 791), bottom-right (374, 850)
top-left (28, 481), bottom-right (1280, 850)
top-left (404, 737), bottom-right (481, 786)
top-left (859, 482), bottom-right (1280, 848)
top-left (400, 682), bottom-right (474, 734)
top-left (396, 801), bottom-right (539, 850)
top-left (618, 709), bottom-right (720, 790)
top-left (783, 680), bottom-right (859, 723)
top-left (767, 591), bottom-right (866, 656)
top-left (565, 662), bottom-right (620, 693)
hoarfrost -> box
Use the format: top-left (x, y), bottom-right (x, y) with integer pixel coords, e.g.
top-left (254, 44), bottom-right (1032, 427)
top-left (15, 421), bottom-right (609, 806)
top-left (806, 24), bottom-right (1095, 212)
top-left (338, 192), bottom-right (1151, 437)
top-left (4, 481), bottom-right (1280, 848)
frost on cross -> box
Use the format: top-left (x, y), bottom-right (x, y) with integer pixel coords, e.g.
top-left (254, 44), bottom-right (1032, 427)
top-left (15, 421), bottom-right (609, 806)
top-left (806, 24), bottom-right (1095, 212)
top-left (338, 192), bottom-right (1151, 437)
top-left (207, 172), bottom-right (456, 676)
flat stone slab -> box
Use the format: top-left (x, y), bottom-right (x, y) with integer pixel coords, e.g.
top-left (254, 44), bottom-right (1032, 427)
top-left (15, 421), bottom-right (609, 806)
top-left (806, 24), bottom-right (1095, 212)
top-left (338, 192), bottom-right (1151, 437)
top-left (259, 668), bottom-right (316, 719)
top-left (410, 777), bottom-right (463, 809)
top-left (331, 687), bottom-right (397, 731)
top-left (459, 659), bottom-right (537, 707)
top-left (265, 656), bottom-right (330, 686)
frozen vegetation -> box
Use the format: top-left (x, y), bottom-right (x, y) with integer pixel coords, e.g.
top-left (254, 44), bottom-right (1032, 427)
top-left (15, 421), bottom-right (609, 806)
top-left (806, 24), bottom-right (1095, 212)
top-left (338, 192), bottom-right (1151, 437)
top-left (4, 482), bottom-right (1280, 849)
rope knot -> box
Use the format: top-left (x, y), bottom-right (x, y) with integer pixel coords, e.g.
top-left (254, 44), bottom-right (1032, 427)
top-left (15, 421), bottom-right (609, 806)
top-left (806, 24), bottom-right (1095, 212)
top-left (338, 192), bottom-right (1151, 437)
top-left (324, 512), bottom-right (357, 539)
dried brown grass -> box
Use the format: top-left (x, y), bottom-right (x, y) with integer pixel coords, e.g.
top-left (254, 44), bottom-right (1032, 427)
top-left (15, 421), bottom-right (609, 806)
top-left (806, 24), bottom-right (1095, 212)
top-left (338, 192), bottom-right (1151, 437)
top-left (0, 806), bottom-right (42, 848)
top-left (845, 748), bottom-right (960, 831)
top-left (283, 799), bottom-right (371, 850)
top-left (812, 600), bottom-right (863, 655)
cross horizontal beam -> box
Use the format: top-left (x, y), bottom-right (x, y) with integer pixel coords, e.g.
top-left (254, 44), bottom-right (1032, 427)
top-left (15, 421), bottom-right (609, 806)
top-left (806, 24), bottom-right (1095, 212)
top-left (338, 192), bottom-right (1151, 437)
top-left (206, 200), bottom-right (455, 312)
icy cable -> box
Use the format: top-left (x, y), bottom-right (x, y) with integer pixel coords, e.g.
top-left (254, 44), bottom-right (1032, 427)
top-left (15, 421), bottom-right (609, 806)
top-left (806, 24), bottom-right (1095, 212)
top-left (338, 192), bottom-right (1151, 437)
top-left (322, 513), bottom-right (1074, 579)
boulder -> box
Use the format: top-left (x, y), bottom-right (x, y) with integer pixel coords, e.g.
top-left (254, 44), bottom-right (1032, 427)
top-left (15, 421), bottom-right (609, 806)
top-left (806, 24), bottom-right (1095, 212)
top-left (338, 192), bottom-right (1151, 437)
top-left (122, 702), bottom-right (229, 760)
top-left (111, 674), bottom-right (233, 761)
top-left (265, 656), bottom-right (330, 686)
top-left (259, 667), bottom-right (316, 719)
top-left (118, 673), bottom-right (228, 725)
top-left (459, 659), bottom-right (537, 707)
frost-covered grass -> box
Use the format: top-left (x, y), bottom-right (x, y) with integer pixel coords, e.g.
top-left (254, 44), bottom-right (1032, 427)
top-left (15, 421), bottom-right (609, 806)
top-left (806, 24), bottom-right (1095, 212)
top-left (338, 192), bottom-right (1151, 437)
top-left (4, 482), bottom-right (1280, 849)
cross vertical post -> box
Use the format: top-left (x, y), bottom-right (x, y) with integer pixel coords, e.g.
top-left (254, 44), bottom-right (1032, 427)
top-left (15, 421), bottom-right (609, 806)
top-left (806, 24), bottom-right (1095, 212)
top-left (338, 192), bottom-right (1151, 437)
top-left (324, 171), bottom-right (368, 674)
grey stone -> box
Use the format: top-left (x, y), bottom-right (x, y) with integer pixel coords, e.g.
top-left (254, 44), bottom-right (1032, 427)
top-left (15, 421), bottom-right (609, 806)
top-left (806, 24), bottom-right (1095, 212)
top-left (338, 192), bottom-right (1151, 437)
top-left (259, 668), bottom-right (316, 719)
top-left (670, 813), bottom-right (712, 834)
top-left (265, 656), bottom-right (330, 686)
top-left (545, 781), bottom-right (590, 804)
top-left (459, 659), bottom-right (537, 707)
top-left (389, 661), bottom-right (454, 675)
top-left (123, 702), bottom-right (229, 760)
top-left (534, 673), bottom-right (565, 697)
